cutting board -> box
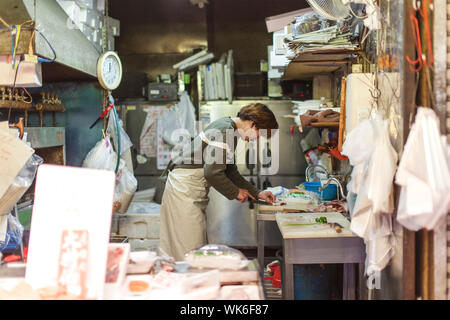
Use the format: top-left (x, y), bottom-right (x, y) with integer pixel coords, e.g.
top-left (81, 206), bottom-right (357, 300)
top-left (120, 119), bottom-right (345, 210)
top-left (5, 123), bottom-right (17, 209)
top-left (276, 212), bottom-right (355, 239)
top-left (258, 202), bottom-right (317, 213)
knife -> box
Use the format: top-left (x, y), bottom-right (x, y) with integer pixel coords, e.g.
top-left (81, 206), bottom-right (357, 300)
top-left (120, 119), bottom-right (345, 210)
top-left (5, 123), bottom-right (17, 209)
top-left (89, 104), bottom-right (114, 129)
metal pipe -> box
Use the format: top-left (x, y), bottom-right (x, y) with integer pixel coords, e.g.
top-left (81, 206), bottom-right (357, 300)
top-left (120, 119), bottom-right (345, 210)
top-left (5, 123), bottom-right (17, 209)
top-left (318, 177), bottom-right (347, 200)
top-left (305, 164), bottom-right (329, 182)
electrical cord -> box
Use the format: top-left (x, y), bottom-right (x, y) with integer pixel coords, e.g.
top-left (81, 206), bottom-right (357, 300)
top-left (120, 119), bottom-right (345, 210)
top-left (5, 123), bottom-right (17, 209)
top-left (108, 95), bottom-right (121, 174)
top-left (33, 28), bottom-right (56, 63)
top-left (0, 25), bottom-right (57, 63)
top-left (8, 58), bottom-right (23, 121)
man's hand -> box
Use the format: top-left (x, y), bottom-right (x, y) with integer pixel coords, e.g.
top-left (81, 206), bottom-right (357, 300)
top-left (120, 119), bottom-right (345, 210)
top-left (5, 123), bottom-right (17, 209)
top-left (236, 188), bottom-right (256, 203)
top-left (258, 191), bottom-right (276, 204)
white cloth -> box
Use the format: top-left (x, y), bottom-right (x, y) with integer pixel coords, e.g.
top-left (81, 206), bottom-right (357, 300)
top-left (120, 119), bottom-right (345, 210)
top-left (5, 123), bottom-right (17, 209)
top-left (159, 168), bottom-right (210, 261)
top-left (395, 107), bottom-right (450, 231)
top-left (342, 112), bottom-right (397, 276)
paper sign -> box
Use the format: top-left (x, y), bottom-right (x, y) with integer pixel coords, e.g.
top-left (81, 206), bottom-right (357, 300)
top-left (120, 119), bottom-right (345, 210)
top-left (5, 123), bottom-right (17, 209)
top-left (26, 165), bottom-right (115, 300)
top-left (157, 119), bottom-right (172, 170)
top-left (0, 129), bottom-right (34, 199)
top-left (57, 230), bottom-right (89, 299)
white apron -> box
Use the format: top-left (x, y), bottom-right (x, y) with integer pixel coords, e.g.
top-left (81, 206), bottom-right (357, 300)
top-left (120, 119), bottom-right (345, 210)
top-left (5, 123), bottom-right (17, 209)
top-left (159, 130), bottom-right (233, 260)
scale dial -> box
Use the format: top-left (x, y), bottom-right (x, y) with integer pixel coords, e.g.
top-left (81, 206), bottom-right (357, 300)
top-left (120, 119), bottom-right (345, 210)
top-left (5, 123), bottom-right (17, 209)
top-left (97, 51), bottom-right (123, 91)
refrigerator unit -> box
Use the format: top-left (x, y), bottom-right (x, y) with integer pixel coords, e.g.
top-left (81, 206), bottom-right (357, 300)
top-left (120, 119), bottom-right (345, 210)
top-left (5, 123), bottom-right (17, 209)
top-left (116, 98), bottom-right (177, 197)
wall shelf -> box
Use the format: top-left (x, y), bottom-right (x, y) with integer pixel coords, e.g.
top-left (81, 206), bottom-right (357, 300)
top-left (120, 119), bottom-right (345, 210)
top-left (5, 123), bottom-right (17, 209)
top-left (281, 49), bottom-right (357, 80)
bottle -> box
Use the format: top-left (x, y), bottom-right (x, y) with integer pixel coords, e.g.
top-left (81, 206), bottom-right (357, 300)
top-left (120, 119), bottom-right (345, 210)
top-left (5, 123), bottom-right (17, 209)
top-left (319, 97), bottom-right (328, 109)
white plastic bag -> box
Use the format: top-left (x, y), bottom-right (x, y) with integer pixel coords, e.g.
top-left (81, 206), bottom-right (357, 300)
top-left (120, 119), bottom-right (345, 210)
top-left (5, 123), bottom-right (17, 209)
top-left (0, 213), bottom-right (24, 252)
top-left (82, 136), bottom-right (117, 171)
top-left (343, 112), bottom-right (397, 275)
top-left (160, 91), bottom-right (196, 147)
top-left (395, 107), bottom-right (450, 231)
top-left (365, 116), bottom-right (397, 214)
top-left (184, 244), bottom-right (249, 270)
top-left (114, 159), bottom-right (138, 214)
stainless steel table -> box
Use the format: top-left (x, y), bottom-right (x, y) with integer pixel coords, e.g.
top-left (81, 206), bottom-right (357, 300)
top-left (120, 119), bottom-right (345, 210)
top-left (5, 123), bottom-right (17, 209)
top-left (257, 203), bottom-right (316, 272)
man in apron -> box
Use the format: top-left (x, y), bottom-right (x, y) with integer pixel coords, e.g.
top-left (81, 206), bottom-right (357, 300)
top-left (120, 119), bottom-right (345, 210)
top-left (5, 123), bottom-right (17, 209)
top-left (160, 103), bottom-right (279, 261)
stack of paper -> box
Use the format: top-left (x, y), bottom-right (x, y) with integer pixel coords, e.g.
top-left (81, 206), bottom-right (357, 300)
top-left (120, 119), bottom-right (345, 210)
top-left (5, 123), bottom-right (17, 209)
top-left (198, 50), bottom-right (234, 103)
top-left (284, 26), bottom-right (358, 56)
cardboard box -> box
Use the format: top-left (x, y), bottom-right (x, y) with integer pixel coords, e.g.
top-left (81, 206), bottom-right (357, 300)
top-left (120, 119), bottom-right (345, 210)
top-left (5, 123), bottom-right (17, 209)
top-left (0, 56), bottom-right (43, 87)
top-left (128, 239), bottom-right (160, 252)
top-left (118, 213), bottom-right (160, 239)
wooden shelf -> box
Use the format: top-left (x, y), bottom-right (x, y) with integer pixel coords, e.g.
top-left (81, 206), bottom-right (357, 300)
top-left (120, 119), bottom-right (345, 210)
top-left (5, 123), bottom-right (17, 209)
top-left (281, 49), bottom-right (357, 80)
top-left (282, 60), bottom-right (349, 80)
top-left (308, 121), bottom-right (339, 128)
top-left (291, 49), bottom-right (359, 62)
top-left (282, 115), bottom-right (339, 128)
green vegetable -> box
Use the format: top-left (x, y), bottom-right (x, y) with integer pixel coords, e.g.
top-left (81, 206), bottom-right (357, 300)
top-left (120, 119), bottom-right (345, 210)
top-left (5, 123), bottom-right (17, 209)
top-left (315, 217), bottom-right (328, 224)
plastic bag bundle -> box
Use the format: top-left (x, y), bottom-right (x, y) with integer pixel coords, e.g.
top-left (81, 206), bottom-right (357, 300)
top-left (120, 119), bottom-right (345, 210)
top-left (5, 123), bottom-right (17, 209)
top-left (291, 12), bottom-right (333, 36)
top-left (114, 159), bottom-right (138, 214)
top-left (395, 107), bottom-right (450, 231)
top-left (365, 117), bottom-right (397, 214)
top-left (263, 186), bottom-right (289, 198)
top-left (83, 137), bottom-right (138, 213)
top-left (282, 189), bottom-right (319, 205)
top-left (0, 214), bottom-right (24, 253)
top-left (82, 136), bottom-right (117, 171)
top-left (184, 244), bottom-right (249, 270)
top-left (342, 112), bottom-right (397, 275)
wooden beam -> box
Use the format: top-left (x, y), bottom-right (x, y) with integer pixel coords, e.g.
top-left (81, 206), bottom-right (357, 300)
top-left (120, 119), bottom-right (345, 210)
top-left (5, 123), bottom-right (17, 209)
top-left (431, 0), bottom-right (448, 301)
top-left (401, 0), bottom-right (417, 301)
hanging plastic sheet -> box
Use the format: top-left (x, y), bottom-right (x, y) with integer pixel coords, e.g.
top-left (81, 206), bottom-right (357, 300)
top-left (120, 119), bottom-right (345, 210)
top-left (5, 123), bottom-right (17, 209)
top-left (395, 107), bottom-right (450, 231)
top-left (160, 91), bottom-right (197, 147)
top-left (342, 112), bottom-right (397, 275)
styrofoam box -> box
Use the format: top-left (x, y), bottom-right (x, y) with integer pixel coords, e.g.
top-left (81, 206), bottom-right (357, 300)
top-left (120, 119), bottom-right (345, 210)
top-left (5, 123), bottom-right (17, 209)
top-left (107, 17), bottom-right (120, 36)
top-left (74, 0), bottom-right (95, 9)
top-left (79, 8), bottom-right (103, 29)
top-left (128, 239), bottom-right (160, 252)
top-left (118, 213), bottom-right (160, 239)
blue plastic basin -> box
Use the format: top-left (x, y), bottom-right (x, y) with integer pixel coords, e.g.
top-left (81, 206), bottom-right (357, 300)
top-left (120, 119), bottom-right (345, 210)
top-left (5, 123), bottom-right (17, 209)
top-left (302, 181), bottom-right (337, 201)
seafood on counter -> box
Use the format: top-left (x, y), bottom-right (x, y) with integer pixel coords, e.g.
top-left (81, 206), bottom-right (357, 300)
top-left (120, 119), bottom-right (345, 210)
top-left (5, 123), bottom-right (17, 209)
top-left (312, 200), bottom-right (347, 214)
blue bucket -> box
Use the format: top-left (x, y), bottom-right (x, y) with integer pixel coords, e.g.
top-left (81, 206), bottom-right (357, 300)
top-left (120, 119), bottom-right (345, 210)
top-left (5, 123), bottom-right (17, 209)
top-left (293, 264), bottom-right (340, 300)
top-left (277, 252), bottom-right (340, 300)
top-left (302, 181), bottom-right (337, 201)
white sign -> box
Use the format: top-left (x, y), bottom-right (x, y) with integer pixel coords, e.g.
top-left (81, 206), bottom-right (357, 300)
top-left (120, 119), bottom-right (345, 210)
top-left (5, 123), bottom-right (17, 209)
top-left (26, 165), bottom-right (115, 300)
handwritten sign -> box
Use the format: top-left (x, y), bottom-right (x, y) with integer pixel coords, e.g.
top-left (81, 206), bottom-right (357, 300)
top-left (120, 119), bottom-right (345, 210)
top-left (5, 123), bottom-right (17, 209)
top-left (57, 230), bottom-right (89, 299)
top-left (26, 165), bottom-right (115, 300)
